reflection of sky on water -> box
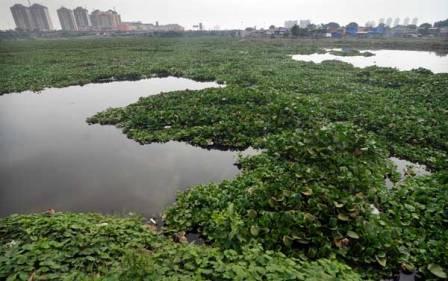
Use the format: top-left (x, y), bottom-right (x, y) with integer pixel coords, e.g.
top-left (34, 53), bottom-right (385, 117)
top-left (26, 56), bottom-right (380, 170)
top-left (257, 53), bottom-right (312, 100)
top-left (0, 77), bottom-right (239, 217)
top-left (293, 49), bottom-right (448, 73)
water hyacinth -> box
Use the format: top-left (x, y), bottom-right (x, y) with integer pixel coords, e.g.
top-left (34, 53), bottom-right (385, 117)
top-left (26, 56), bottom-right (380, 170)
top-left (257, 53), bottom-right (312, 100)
top-left (1, 37), bottom-right (447, 280)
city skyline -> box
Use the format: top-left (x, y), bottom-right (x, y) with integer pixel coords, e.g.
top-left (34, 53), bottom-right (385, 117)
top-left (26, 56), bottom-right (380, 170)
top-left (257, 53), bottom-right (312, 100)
top-left (1, 0), bottom-right (447, 31)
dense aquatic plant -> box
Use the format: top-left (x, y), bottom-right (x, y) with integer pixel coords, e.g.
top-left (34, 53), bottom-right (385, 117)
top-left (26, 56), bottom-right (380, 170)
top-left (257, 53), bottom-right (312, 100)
top-left (164, 123), bottom-right (448, 279)
top-left (92, 245), bottom-right (362, 281)
top-left (378, 172), bottom-right (448, 279)
top-left (328, 49), bottom-right (375, 57)
top-left (1, 37), bottom-right (448, 279)
top-left (0, 213), bottom-right (362, 281)
top-left (165, 124), bottom-right (396, 264)
top-left (0, 213), bottom-right (164, 280)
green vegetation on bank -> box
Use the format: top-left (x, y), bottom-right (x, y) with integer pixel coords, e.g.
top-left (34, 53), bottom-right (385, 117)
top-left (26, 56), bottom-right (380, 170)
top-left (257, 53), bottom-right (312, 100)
top-left (327, 49), bottom-right (375, 57)
top-left (0, 37), bottom-right (447, 94)
top-left (1, 37), bottom-right (447, 280)
top-left (0, 213), bottom-right (362, 281)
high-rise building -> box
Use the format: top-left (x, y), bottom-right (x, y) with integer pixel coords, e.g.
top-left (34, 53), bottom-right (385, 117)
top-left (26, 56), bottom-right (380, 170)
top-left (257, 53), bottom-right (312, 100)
top-left (30, 3), bottom-right (53, 31)
top-left (284, 20), bottom-right (298, 29)
top-left (403, 17), bottom-right (410, 26)
top-left (90, 9), bottom-right (121, 30)
top-left (386, 17), bottom-right (393, 27)
top-left (411, 18), bottom-right (418, 26)
top-left (393, 17), bottom-right (400, 27)
top-left (10, 4), bottom-right (34, 31)
top-left (57, 7), bottom-right (78, 31)
top-left (365, 21), bottom-right (376, 27)
top-left (299, 20), bottom-right (311, 28)
top-left (74, 7), bottom-right (91, 31)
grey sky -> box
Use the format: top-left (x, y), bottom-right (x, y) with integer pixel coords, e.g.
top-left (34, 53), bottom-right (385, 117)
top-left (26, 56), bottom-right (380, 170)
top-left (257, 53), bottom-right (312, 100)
top-left (1, 0), bottom-right (447, 30)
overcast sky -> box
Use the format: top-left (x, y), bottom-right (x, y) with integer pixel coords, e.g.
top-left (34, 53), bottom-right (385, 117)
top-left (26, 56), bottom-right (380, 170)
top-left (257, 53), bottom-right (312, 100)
top-left (1, 0), bottom-right (447, 30)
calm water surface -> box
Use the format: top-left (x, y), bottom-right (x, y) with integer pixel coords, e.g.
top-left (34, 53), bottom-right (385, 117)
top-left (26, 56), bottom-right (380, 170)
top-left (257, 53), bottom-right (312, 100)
top-left (0, 77), bottom-right (243, 217)
top-left (292, 49), bottom-right (448, 73)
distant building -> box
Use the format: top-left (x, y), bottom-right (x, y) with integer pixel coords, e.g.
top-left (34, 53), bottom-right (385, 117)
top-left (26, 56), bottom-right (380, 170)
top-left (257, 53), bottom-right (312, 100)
top-left (299, 20), bottom-right (311, 28)
top-left (284, 20), bottom-right (298, 29)
top-left (57, 7), bottom-right (78, 31)
top-left (392, 25), bottom-right (418, 37)
top-left (74, 7), bottom-right (91, 31)
top-left (403, 17), bottom-right (410, 26)
top-left (155, 24), bottom-right (184, 32)
top-left (120, 21), bottom-right (184, 32)
top-left (10, 4), bottom-right (34, 31)
top-left (30, 3), bottom-right (53, 31)
top-left (393, 17), bottom-right (400, 27)
top-left (90, 9), bottom-right (121, 31)
top-left (386, 17), bottom-right (393, 27)
top-left (365, 21), bottom-right (376, 27)
top-left (411, 18), bottom-right (418, 26)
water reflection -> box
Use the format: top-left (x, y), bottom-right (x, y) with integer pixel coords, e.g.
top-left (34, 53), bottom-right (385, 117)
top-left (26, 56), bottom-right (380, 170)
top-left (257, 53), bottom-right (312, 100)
top-left (292, 49), bottom-right (448, 73)
top-left (0, 77), bottom-right (240, 217)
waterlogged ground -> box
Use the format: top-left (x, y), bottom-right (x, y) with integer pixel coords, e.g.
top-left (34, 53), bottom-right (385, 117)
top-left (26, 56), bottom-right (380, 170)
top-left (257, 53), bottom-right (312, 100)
top-left (292, 49), bottom-right (448, 73)
top-left (0, 77), bottom-right (243, 217)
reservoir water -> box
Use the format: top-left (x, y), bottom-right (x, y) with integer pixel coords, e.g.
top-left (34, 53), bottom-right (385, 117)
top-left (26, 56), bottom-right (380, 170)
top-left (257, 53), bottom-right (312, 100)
top-left (292, 49), bottom-right (448, 73)
top-left (0, 77), bottom-right (242, 217)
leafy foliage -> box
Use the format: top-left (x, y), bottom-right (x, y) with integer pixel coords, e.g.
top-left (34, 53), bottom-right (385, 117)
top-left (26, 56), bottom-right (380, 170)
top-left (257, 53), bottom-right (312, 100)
top-left (1, 37), bottom-right (448, 279)
top-left (0, 213), bottom-right (362, 281)
top-left (0, 213), bottom-right (164, 280)
top-left (379, 172), bottom-right (448, 279)
top-left (328, 49), bottom-right (375, 57)
top-left (164, 123), bottom-right (448, 279)
top-left (93, 245), bottom-right (361, 281)
top-left (164, 124), bottom-right (396, 264)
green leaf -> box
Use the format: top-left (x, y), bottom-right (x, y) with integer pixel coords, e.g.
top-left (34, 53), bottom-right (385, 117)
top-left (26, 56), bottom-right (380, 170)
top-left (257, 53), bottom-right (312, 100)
top-left (347, 231), bottom-right (359, 239)
top-left (334, 201), bottom-right (344, 208)
top-left (337, 213), bottom-right (350, 221)
top-left (375, 255), bottom-right (387, 267)
top-left (247, 209), bottom-right (257, 219)
top-left (282, 236), bottom-right (292, 247)
top-left (427, 264), bottom-right (447, 279)
top-left (250, 225), bottom-right (259, 236)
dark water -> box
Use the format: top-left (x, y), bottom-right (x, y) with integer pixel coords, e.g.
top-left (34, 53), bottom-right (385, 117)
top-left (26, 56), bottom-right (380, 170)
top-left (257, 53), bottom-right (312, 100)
top-left (0, 77), bottom-right (242, 217)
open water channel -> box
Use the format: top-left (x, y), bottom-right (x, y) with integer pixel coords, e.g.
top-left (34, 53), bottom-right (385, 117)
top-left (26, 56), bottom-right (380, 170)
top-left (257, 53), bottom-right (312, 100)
top-left (292, 49), bottom-right (448, 73)
top-left (0, 77), bottom-right (245, 217)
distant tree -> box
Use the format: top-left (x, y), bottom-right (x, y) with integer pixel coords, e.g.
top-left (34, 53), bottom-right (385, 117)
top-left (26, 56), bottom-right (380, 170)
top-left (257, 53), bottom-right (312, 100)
top-left (291, 25), bottom-right (310, 37)
top-left (291, 25), bottom-right (300, 36)
top-left (434, 19), bottom-right (448, 28)
top-left (346, 22), bottom-right (359, 29)
top-left (407, 24), bottom-right (417, 30)
top-left (307, 24), bottom-right (317, 30)
top-left (326, 22), bottom-right (340, 31)
top-left (269, 25), bottom-right (275, 30)
top-left (345, 22), bottom-right (359, 35)
top-left (418, 23), bottom-right (432, 36)
top-left (419, 23), bottom-right (432, 29)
